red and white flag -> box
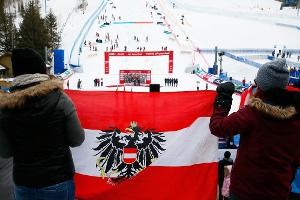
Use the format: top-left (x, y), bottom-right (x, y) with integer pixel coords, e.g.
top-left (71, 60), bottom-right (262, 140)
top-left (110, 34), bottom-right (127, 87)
top-left (66, 90), bottom-right (218, 200)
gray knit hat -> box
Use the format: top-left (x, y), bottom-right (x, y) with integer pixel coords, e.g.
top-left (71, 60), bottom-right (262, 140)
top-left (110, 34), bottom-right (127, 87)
top-left (255, 58), bottom-right (289, 91)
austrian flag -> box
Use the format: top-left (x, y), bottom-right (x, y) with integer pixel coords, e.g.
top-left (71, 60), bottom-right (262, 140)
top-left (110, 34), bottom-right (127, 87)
top-left (66, 90), bottom-right (218, 200)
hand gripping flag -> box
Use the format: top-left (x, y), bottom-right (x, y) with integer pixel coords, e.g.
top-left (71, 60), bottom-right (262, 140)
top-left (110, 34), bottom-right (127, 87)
top-left (66, 90), bottom-right (218, 200)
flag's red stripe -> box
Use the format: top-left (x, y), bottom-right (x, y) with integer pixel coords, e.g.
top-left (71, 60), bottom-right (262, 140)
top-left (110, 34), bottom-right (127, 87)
top-left (74, 162), bottom-right (218, 200)
top-left (123, 148), bottom-right (138, 153)
top-left (123, 158), bottom-right (136, 164)
top-left (65, 91), bottom-right (216, 131)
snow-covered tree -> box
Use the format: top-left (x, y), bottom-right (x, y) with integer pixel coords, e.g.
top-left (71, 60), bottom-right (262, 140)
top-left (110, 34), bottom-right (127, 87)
top-left (16, 0), bottom-right (48, 59)
top-left (0, 0), bottom-right (16, 53)
top-left (77, 0), bottom-right (88, 13)
top-left (45, 9), bottom-right (60, 50)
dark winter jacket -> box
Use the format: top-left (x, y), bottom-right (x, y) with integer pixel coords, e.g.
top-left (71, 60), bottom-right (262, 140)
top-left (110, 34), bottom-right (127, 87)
top-left (210, 90), bottom-right (300, 200)
top-left (0, 158), bottom-right (14, 200)
top-left (0, 77), bottom-right (85, 187)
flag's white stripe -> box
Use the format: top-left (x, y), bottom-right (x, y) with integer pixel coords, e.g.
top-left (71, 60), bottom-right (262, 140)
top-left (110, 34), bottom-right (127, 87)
top-left (71, 117), bottom-right (218, 176)
top-left (124, 153), bottom-right (137, 159)
top-left (152, 117), bottom-right (218, 166)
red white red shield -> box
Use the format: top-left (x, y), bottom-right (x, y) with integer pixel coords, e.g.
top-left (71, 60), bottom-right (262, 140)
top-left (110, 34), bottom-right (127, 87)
top-left (123, 146), bottom-right (138, 164)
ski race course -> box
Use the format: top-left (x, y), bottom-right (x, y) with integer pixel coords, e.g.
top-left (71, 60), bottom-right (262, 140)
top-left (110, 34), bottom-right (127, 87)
top-left (1, 0), bottom-right (299, 199)
top-left (49, 0), bottom-right (300, 95)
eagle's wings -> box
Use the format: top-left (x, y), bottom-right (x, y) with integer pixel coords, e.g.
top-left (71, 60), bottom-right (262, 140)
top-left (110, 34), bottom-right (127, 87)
top-left (93, 127), bottom-right (166, 184)
top-left (93, 129), bottom-right (129, 175)
top-left (136, 129), bottom-right (166, 168)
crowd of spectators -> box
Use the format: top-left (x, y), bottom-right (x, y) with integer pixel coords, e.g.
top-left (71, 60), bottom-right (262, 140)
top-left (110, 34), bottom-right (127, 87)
top-left (289, 67), bottom-right (300, 78)
top-left (164, 77), bottom-right (178, 87)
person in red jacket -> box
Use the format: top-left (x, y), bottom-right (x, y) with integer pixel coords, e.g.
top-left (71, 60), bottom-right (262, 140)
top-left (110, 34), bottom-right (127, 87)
top-left (210, 58), bottom-right (300, 200)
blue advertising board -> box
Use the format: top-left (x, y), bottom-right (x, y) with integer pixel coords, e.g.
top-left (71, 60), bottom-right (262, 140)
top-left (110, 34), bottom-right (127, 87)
top-left (54, 49), bottom-right (65, 75)
top-left (208, 67), bottom-right (214, 74)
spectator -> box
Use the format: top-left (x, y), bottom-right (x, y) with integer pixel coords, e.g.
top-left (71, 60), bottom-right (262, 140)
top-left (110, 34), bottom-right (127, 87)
top-left (272, 50), bottom-right (275, 57)
top-left (0, 48), bottom-right (85, 200)
top-left (100, 78), bottom-right (103, 87)
top-left (282, 52), bottom-right (286, 58)
top-left (77, 79), bottom-right (82, 89)
top-left (67, 79), bottom-right (69, 89)
top-left (210, 59), bottom-right (300, 200)
top-left (222, 165), bottom-right (232, 200)
top-left (218, 151), bottom-right (233, 200)
top-left (96, 78), bottom-right (100, 87)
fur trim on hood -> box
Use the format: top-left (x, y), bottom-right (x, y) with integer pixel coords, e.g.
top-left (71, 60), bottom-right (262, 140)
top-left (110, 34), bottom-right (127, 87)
top-left (249, 97), bottom-right (298, 120)
top-left (0, 79), bottom-right (63, 110)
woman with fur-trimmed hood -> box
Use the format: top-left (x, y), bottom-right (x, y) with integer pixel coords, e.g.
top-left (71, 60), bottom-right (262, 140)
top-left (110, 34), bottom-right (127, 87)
top-left (0, 48), bottom-right (85, 200)
top-left (210, 59), bottom-right (300, 200)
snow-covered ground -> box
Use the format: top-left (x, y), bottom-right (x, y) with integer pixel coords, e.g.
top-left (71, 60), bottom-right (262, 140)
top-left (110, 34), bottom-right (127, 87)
top-left (38, 0), bottom-right (300, 112)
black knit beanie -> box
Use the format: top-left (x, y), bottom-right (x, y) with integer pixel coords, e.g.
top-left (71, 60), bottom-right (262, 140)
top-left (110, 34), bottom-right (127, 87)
top-left (11, 48), bottom-right (47, 77)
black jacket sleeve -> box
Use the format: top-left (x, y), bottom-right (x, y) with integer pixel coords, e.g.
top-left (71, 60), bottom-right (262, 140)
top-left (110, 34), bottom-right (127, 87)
top-left (59, 92), bottom-right (85, 147)
top-left (0, 112), bottom-right (13, 158)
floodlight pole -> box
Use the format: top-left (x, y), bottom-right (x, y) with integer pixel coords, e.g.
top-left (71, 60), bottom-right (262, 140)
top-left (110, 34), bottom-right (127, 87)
top-left (213, 46), bottom-right (218, 75)
top-left (219, 56), bottom-right (223, 73)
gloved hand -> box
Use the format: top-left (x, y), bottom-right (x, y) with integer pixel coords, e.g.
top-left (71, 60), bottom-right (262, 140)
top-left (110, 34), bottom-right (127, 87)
top-left (214, 82), bottom-right (235, 111)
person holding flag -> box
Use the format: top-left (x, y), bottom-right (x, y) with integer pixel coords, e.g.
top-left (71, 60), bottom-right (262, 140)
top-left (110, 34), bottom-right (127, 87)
top-left (0, 48), bottom-right (85, 200)
top-left (210, 58), bottom-right (300, 200)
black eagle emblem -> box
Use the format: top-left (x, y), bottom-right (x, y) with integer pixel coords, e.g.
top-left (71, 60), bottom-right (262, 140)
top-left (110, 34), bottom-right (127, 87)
top-left (93, 121), bottom-right (166, 184)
